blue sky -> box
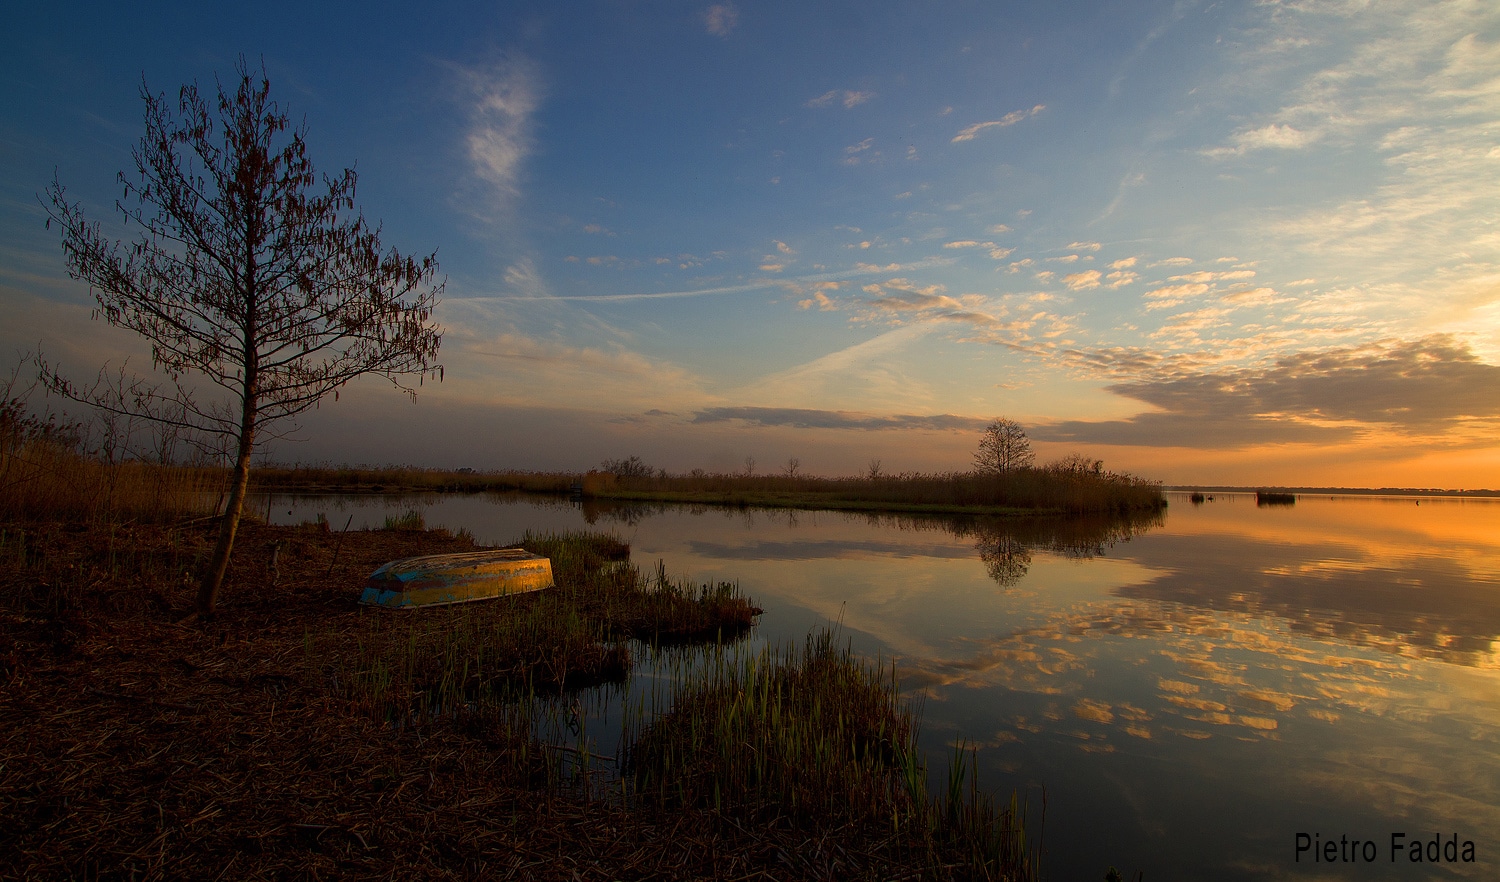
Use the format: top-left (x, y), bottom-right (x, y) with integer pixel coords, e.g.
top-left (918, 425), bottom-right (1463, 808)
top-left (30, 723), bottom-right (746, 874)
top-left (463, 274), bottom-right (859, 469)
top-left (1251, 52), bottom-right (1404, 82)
top-left (4, 0), bottom-right (1499, 486)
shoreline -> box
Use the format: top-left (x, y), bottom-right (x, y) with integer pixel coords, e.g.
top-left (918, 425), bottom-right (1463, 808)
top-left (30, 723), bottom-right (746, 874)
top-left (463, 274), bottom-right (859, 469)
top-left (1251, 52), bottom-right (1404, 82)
top-left (1, 516), bottom-right (1039, 879)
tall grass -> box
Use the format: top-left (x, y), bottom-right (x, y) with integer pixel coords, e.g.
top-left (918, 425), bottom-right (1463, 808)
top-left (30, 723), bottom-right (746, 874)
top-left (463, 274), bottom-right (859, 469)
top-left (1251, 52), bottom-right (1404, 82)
top-left (251, 463), bottom-right (576, 494)
top-left (591, 466), bottom-right (1164, 515)
top-left (520, 530), bottom-right (762, 644)
top-left (0, 399), bottom-right (220, 524)
top-left (247, 460), bottom-right (1163, 516)
top-left (625, 629), bottom-right (1039, 880)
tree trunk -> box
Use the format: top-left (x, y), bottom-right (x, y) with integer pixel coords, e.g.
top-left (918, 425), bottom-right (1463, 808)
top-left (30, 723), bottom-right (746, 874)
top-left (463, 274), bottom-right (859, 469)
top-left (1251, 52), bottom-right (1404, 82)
top-left (196, 419), bottom-right (255, 619)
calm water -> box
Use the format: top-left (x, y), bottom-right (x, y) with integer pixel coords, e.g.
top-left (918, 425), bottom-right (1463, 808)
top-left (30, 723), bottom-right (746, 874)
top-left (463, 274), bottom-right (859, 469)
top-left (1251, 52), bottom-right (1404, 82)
top-left (263, 491), bottom-right (1500, 880)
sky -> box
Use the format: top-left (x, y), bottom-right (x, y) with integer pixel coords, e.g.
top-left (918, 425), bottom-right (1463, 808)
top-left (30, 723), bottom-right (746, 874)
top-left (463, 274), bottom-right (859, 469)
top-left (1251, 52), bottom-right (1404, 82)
top-left (3, 0), bottom-right (1499, 488)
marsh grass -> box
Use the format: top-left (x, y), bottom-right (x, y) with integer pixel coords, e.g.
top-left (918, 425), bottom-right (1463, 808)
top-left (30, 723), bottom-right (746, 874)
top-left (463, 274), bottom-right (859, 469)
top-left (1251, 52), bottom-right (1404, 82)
top-left (249, 460), bottom-right (1163, 517)
top-left (251, 462), bottom-right (576, 494)
top-left (520, 530), bottom-right (762, 645)
top-left (329, 531), bottom-right (760, 726)
top-left (600, 468), bottom-right (1163, 516)
top-left (2, 427), bottom-right (1042, 878)
top-left (1256, 491), bottom-right (1297, 506)
top-left (625, 629), bottom-right (1039, 880)
top-left (380, 508), bottom-right (426, 531)
top-left (0, 435), bottom-right (220, 524)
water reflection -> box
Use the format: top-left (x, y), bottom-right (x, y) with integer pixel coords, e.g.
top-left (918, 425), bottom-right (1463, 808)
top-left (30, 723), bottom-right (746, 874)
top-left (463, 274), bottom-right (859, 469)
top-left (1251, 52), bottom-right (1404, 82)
top-left (262, 491), bottom-right (1500, 880)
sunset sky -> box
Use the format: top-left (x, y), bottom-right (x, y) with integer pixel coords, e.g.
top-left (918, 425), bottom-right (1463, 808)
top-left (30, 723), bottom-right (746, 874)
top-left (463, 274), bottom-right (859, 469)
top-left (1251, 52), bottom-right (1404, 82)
top-left (4, 0), bottom-right (1499, 487)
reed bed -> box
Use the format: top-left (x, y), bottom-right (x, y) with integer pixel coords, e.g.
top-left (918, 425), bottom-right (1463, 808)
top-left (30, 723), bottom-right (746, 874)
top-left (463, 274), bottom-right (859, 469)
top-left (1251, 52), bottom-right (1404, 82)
top-left (251, 462), bottom-right (577, 495)
top-left (520, 530), bottom-right (762, 645)
top-left (0, 437), bottom-right (220, 524)
top-left (2, 441), bottom-right (1041, 879)
top-left (327, 529), bottom-right (762, 726)
top-left (248, 460), bottom-right (1163, 516)
top-left (581, 468), bottom-right (1163, 516)
top-left (625, 630), bottom-right (1038, 880)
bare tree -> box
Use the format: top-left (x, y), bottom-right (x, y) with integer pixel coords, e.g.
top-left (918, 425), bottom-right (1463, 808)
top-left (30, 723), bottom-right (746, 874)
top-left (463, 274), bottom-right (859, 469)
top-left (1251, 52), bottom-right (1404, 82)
top-left (865, 458), bottom-right (883, 480)
top-left (41, 60), bottom-right (444, 619)
top-left (742, 456), bottom-right (756, 477)
top-left (973, 418), bottom-right (1034, 475)
top-left (601, 455), bottom-right (654, 478)
top-left (784, 457), bottom-right (800, 478)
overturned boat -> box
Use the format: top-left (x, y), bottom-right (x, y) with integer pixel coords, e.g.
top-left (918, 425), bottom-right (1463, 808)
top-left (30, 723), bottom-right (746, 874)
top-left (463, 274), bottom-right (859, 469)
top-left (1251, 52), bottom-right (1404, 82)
top-left (360, 548), bottom-right (554, 609)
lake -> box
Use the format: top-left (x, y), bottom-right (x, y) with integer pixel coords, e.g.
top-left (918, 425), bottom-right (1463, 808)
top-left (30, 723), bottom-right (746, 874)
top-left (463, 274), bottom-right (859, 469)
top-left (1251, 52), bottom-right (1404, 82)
top-left (262, 490), bottom-right (1500, 880)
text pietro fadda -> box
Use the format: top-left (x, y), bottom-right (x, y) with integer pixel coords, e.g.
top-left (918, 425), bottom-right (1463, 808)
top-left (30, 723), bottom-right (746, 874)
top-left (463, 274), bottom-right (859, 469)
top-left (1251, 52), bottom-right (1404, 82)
top-left (1296, 832), bottom-right (1476, 865)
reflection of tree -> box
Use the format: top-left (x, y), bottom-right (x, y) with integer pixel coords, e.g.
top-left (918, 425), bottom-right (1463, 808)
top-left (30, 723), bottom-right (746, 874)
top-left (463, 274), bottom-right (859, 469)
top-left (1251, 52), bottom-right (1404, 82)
top-left (951, 511), bottom-right (1165, 590)
top-left (978, 534), bottom-right (1032, 588)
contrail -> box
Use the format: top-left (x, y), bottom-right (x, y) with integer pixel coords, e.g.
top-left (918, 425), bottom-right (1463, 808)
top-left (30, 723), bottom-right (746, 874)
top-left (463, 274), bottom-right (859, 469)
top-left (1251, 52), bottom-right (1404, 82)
top-left (465, 257), bottom-right (955, 303)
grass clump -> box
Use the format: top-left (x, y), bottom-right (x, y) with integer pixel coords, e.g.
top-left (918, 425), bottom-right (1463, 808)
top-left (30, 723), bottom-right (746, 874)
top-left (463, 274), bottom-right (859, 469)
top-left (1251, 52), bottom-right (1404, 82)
top-left (380, 508), bottom-right (426, 531)
top-left (627, 629), bottom-right (1038, 880)
top-left (332, 531), bottom-right (760, 725)
top-left (520, 530), bottom-right (762, 646)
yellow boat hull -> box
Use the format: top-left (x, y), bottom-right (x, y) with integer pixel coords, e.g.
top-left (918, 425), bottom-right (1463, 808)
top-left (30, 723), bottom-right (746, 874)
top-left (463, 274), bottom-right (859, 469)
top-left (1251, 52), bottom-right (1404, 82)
top-left (359, 548), bottom-right (554, 609)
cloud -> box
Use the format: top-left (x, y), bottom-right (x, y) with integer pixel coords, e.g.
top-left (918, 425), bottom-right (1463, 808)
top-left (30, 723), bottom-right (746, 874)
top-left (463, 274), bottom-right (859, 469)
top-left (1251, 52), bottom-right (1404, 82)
top-left (692, 406), bottom-right (989, 432)
top-left (951, 105), bottom-right (1045, 142)
top-left (1169, 270), bottom-right (1256, 283)
top-left (807, 89), bottom-right (875, 109)
top-left (703, 3), bottom-right (739, 36)
top-left (842, 137), bottom-right (878, 165)
top-left (447, 328), bottom-right (711, 413)
top-left (582, 223), bottom-right (614, 236)
top-left (1068, 241), bottom-right (1103, 252)
top-left (1142, 282), bottom-right (1211, 309)
top-left (1037, 335), bottom-right (1500, 448)
top-left (1063, 270), bottom-right (1102, 291)
top-left (1203, 123), bottom-right (1317, 158)
top-left (943, 240), bottom-right (1013, 260)
top-left (463, 58), bottom-right (540, 208)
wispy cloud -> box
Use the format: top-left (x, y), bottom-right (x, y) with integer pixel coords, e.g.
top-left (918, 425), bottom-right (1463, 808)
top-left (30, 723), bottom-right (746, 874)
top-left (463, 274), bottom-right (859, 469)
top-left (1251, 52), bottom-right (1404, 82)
top-left (943, 240), bottom-right (1014, 260)
top-left (807, 89), bottom-right (875, 109)
top-left (476, 259), bottom-right (953, 302)
top-left (693, 406), bottom-right (989, 432)
top-left (462, 58), bottom-right (540, 209)
top-left (703, 3), bottom-right (739, 37)
top-left (951, 105), bottom-right (1045, 142)
top-left (1202, 123), bottom-right (1316, 158)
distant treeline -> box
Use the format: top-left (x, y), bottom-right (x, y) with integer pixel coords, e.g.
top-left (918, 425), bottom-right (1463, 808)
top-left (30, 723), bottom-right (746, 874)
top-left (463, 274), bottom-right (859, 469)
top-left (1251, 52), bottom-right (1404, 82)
top-left (249, 464), bottom-right (576, 495)
top-left (252, 462), bottom-right (1166, 516)
top-left (1170, 486), bottom-right (1499, 498)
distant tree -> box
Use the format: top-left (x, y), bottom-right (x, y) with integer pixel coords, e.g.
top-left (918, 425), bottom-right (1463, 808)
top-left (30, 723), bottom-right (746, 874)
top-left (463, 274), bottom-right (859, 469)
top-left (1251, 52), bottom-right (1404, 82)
top-left (784, 457), bottom-right (800, 478)
top-left (601, 455), bottom-right (654, 478)
top-left (866, 458), bottom-right (883, 480)
top-left (742, 456), bottom-right (756, 477)
top-left (41, 60), bottom-right (444, 619)
top-left (973, 418), bottom-right (1034, 475)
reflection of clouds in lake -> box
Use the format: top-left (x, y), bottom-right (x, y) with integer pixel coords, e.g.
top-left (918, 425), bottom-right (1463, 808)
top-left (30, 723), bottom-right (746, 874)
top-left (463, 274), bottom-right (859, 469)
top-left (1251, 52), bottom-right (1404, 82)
top-left (1119, 530), bottom-right (1500, 668)
top-left (897, 597), bottom-right (1454, 754)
